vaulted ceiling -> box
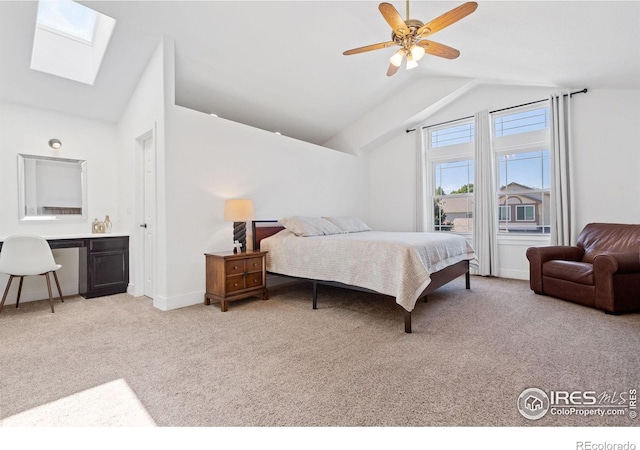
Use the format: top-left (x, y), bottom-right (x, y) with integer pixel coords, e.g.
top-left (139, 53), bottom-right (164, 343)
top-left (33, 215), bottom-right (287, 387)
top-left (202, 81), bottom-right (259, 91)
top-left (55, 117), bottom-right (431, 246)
top-left (1, 1), bottom-right (639, 146)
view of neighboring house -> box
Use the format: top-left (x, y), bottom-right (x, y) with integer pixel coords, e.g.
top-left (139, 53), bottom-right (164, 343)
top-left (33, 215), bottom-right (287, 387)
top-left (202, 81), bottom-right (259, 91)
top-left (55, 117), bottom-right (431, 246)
top-left (437, 195), bottom-right (473, 233)
top-left (498, 182), bottom-right (550, 233)
top-left (435, 182), bottom-right (550, 234)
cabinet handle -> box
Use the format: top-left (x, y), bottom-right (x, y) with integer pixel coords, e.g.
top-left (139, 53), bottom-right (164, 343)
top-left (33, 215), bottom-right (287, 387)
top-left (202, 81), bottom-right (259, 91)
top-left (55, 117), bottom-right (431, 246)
top-left (253, 263), bottom-right (257, 267)
top-left (234, 283), bottom-right (239, 287)
top-left (233, 265), bottom-right (239, 270)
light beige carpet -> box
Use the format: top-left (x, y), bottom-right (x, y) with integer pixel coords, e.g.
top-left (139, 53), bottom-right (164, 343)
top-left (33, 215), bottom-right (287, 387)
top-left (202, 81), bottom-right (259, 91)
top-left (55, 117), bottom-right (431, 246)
top-left (1, 275), bottom-right (638, 428)
top-left (1, 379), bottom-right (155, 426)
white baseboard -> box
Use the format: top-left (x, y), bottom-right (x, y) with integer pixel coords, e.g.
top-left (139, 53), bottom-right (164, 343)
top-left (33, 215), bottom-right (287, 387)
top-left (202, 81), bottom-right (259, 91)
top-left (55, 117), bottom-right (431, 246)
top-left (498, 268), bottom-right (529, 280)
top-left (0, 282), bottom-right (77, 306)
top-left (153, 290), bottom-right (203, 311)
top-left (153, 276), bottom-right (300, 312)
top-left (127, 282), bottom-right (140, 297)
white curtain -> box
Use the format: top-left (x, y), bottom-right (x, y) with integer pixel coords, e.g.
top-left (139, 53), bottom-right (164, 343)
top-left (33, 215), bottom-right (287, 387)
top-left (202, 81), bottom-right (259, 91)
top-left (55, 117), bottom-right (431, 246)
top-left (473, 110), bottom-right (498, 276)
top-left (549, 93), bottom-right (574, 245)
top-left (415, 128), bottom-right (431, 232)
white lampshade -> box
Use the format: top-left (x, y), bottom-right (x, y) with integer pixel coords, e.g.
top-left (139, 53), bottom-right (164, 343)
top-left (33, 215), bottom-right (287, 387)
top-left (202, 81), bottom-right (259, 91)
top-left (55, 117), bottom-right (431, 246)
top-left (406, 52), bottom-right (418, 70)
top-left (389, 48), bottom-right (405, 67)
top-left (410, 44), bottom-right (425, 61)
top-left (224, 199), bottom-right (255, 221)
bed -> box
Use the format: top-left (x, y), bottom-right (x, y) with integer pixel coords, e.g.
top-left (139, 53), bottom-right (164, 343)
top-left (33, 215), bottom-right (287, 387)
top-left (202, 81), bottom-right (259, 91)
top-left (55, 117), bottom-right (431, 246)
top-left (252, 217), bottom-right (476, 333)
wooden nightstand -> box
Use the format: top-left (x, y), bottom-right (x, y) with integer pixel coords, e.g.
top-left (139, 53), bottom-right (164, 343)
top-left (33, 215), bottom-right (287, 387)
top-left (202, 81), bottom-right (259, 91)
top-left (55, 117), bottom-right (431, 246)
top-left (204, 250), bottom-right (268, 311)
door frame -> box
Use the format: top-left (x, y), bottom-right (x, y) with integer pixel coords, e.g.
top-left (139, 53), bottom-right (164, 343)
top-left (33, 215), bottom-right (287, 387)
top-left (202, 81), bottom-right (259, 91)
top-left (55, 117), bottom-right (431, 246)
top-left (133, 127), bottom-right (157, 299)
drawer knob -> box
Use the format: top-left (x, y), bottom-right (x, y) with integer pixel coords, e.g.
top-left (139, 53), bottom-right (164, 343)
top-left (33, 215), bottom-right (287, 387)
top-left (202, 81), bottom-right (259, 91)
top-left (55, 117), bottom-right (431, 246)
top-left (233, 265), bottom-right (239, 270)
top-left (253, 263), bottom-right (257, 267)
top-left (234, 283), bottom-right (238, 287)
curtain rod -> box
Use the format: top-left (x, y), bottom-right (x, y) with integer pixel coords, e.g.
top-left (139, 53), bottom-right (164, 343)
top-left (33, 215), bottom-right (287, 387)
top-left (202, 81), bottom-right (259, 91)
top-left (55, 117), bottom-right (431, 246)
top-left (405, 88), bottom-right (588, 133)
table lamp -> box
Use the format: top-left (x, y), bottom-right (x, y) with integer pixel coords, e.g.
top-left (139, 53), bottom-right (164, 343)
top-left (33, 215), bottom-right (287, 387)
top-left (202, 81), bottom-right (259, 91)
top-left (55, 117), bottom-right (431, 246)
top-left (224, 199), bottom-right (254, 253)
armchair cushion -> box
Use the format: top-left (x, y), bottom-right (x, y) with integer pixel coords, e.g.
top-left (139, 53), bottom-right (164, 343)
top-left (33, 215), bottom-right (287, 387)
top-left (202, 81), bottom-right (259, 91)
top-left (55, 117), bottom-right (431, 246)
top-left (542, 261), bottom-right (593, 285)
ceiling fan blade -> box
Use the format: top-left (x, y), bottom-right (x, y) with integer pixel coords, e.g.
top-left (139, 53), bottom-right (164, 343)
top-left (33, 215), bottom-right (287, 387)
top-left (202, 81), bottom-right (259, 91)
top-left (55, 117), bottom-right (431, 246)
top-left (379, 2), bottom-right (409, 37)
top-left (417, 1), bottom-right (478, 37)
top-left (343, 41), bottom-right (397, 56)
top-left (417, 40), bottom-right (461, 59)
top-left (386, 62), bottom-right (400, 77)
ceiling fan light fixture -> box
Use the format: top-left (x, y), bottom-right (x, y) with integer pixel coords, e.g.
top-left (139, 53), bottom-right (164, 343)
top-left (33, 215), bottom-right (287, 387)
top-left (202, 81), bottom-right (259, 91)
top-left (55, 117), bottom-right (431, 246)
top-left (342, 1), bottom-right (478, 77)
top-left (406, 52), bottom-right (418, 70)
top-left (389, 48), bottom-right (405, 67)
top-left (410, 44), bottom-right (425, 61)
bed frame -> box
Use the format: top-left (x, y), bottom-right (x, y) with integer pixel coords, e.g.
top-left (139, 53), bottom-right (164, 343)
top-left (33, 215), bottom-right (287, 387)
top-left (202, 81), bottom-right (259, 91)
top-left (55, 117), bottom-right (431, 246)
top-left (252, 220), bottom-right (470, 333)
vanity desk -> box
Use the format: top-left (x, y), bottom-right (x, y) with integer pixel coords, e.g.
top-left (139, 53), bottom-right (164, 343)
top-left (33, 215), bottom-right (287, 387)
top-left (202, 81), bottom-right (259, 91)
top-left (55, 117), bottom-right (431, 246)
top-left (0, 234), bottom-right (129, 299)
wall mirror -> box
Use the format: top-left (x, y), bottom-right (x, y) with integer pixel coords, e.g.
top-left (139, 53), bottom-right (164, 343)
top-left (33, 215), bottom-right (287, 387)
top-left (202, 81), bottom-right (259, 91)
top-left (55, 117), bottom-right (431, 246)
top-left (18, 154), bottom-right (87, 221)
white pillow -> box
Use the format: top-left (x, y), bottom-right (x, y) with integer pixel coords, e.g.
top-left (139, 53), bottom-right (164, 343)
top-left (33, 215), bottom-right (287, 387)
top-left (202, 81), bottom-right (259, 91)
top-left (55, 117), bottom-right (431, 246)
top-left (279, 216), bottom-right (343, 237)
top-left (323, 216), bottom-right (372, 233)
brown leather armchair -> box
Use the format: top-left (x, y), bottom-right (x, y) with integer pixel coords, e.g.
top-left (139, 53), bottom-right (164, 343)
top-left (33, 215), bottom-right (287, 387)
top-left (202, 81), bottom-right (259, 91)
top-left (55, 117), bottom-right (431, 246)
top-left (526, 223), bottom-right (640, 314)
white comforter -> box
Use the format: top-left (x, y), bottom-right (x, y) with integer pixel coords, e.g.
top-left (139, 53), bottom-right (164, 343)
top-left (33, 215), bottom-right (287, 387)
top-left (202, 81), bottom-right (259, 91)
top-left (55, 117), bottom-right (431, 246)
top-left (260, 230), bottom-right (476, 312)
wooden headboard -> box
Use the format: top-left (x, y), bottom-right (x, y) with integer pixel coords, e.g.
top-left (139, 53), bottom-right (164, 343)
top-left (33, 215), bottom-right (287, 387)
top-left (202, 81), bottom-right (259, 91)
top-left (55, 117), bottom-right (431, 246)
top-left (252, 220), bottom-right (285, 250)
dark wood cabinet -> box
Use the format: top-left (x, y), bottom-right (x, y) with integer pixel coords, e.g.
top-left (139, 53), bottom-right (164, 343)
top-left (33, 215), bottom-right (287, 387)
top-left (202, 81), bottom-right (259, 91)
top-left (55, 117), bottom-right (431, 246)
top-left (1, 235), bottom-right (129, 300)
top-left (204, 250), bottom-right (268, 311)
top-left (80, 236), bottom-right (129, 298)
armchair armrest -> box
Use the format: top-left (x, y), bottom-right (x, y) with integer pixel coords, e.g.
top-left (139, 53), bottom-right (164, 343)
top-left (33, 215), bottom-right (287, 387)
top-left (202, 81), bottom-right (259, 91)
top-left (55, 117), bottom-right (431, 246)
top-left (526, 246), bottom-right (585, 264)
top-left (594, 252), bottom-right (640, 274)
top-left (526, 246), bottom-right (585, 293)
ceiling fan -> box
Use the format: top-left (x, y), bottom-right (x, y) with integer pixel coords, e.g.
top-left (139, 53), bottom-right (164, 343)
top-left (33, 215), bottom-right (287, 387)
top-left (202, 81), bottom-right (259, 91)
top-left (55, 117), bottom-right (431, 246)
top-left (343, 1), bottom-right (478, 76)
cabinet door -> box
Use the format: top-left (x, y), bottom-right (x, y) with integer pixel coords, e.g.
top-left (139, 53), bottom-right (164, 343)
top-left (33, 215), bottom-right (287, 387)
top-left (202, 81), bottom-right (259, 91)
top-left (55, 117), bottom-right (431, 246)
top-left (89, 250), bottom-right (129, 291)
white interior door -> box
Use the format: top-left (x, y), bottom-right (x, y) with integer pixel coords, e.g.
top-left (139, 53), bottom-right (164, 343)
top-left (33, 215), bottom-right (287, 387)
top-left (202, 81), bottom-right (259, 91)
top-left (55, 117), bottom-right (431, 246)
top-left (142, 136), bottom-right (156, 298)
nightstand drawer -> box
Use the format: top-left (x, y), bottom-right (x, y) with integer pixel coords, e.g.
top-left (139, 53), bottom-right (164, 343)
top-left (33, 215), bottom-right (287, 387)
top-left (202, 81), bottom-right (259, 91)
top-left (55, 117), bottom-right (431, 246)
top-left (246, 273), bottom-right (263, 288)
top-left (225, 260), bottom-right (245, 275)
top-left (226, 275), bottom-right (245, 293)
top-left (245, 257), bottom-right (263, 273)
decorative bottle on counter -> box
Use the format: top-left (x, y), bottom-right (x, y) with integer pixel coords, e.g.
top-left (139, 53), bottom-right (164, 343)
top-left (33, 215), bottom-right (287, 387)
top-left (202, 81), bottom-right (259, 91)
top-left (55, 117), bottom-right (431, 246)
top-left (104, 215), bottom-right (112, 233)
top-left (92, 218), bottom-right (101, 234)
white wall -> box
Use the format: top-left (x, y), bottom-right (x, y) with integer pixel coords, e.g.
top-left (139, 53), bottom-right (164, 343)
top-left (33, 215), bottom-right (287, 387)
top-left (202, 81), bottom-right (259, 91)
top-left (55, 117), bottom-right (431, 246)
top-left (367, 130), bottom-right (417, 232)
top-left (365, 83), bottom-right (640, 280)
top-left (117, 36), bottom-right (369, 311)
top-left (0, 101), bottom-right (118, 303)
top-left (324, 76), bottom-right (474, 154)
top-left (116, 37), bottom-right (167, 300)
top-left (571, 89), bottom-right (640, 228)
top-left (160, 105), bottom-right (369, 310)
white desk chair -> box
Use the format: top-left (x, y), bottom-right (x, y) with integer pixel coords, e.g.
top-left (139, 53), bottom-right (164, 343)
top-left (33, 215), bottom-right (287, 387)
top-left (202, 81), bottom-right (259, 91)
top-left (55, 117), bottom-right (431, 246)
top-left (0, 235), bottom-right (64, 313)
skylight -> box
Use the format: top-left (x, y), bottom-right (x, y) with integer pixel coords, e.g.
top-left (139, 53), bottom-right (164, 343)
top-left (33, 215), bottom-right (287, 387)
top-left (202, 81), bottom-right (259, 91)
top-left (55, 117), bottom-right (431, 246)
top-left (37, 0), bottom-right (98, 43)
top-left (30, 1), bottom-right (116, 85)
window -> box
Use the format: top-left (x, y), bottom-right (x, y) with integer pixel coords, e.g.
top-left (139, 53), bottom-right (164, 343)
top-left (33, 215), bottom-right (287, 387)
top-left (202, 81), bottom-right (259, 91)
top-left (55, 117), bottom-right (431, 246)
top-left (429, 121), bottom-right (474, 149)
top-left (425, 118), bottom-right (475, 234)
top-left (423, 102), bottom-right (552, 237)
top-left (30, 0), bottom-right (116, 85)
top-left (433, 159), bottom-right (474, 233)
top-left (498, 150), bottom-right (549, 190)
top-left (494, 106), bottom-right (549, 137)
top-left (498, 206), bottom-right (510, 221)
top-left (36, 1), bottom-right (98, 43)
top-left (516, 205), bottom-right (535, 221)
top-left (493, 102), bottom-right (551, 234)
